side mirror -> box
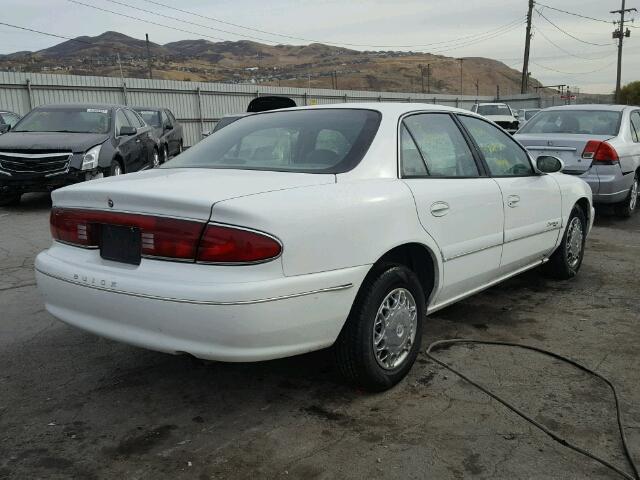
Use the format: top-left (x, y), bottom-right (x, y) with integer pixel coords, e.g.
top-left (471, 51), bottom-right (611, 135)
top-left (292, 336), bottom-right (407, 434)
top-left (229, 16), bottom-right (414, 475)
top-left (119, 126), bottom-right (137, 136)
top-left (536, 155), bottom-right (564, 173)
top-left (0, 124), bottom-right (10, 134)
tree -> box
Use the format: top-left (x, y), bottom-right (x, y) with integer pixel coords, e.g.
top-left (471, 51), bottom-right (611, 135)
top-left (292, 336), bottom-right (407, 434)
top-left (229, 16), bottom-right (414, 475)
top-left (620, 81), bottom-right (640, 105)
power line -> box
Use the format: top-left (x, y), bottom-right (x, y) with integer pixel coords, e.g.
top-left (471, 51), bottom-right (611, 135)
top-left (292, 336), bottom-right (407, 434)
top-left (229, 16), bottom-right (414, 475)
top-left (531, 59), bottom-right (617, 75)
top-left (535, 27), bottom-right (616, 60)
top-left (534, 3), bottom-right (612, 24)
top-left (0, 21), bottom-right (93, 46)
top-left (535, 8), bottom-right (612, 47)
top-left (138, 0), bottom-right (524, 49)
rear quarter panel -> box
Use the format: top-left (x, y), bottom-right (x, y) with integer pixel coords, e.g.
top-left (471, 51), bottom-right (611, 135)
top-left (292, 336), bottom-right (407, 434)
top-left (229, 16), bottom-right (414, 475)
top-left (210, 178), bottom-right (443, 287)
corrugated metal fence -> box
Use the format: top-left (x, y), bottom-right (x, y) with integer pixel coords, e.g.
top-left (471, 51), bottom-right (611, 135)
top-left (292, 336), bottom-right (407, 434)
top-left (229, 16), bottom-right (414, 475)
top-left (0, 71), bottom-right (543, 146)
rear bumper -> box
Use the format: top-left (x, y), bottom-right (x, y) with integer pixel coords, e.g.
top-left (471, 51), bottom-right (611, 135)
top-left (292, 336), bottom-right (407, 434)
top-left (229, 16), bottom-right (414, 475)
top-left (35, 244), bottom-right (368, 362)
top-left (578, 166), bottom-right (632, 204)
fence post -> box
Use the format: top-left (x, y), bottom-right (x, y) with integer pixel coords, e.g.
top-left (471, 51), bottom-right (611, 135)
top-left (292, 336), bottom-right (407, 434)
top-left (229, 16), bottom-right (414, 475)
top-left (303, 92), bottom-right (308, 106)
top-left (196, 86), bottom-right (204, 134)
top-left (455, 97), bottom-right (459, 108)
top-left (344, 94), bottom-right (348, 103)
top-left (26, 79), bottom-right (33, 110)
top-left (122, 82), bottom-right (128, 106)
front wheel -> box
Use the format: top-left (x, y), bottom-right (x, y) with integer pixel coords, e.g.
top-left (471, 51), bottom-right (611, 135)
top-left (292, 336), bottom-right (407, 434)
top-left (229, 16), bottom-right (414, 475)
top-left (542, 206), bottom-right (587, 280)
top-left (151, 149), bottom-right (160, 168)
top-left (109, 160), bottom-right (123, 176)
top-left (614, 174), bottom-right (638, 218)
top-left (334, 264), bottom-right (425, 392)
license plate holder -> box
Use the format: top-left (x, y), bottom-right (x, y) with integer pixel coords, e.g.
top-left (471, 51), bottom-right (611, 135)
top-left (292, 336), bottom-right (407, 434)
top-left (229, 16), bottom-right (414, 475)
top-left (100, 224), bottom-right (141, 265)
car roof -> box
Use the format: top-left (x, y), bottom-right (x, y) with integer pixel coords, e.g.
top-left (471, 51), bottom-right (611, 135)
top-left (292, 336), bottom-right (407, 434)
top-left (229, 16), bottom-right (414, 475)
top-left (133, 106), bottom-right (163, 112)
top-left (262, 102), bottom-right (473, 117)
top-left (542, 104), bottom-right (631, 112)
top-left (34, 103), bottom-right (122, 110)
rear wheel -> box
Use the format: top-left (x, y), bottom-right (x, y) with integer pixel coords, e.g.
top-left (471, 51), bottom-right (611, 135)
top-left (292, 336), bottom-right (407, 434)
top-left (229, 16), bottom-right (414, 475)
top-left (542, 206), bottom-right (586, 279)
top-left (0, 193), bottom-right (21, 206)
top-left (334, 264), bottom-right (425, 391)
top-left (109, 160), bottom-right (123, 176)
top-left (151, 149), bottom-right (160, 168)
top-left (614, 173), bottom-right (638, 218)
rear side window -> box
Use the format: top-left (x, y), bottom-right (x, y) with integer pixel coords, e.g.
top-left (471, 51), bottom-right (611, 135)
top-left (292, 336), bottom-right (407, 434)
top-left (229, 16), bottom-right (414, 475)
top-left (124, 109), bottom-right (143, 128)
top-left (630, 111), bottom-right (640, 143)
top-left (166, 110), bottom-right (177, 124)
top-left (519, 110), bottom-right (621, 136)
top-left (164, 109), bottom-right (381, 174)
top-left (402, 113), bottom-right (479, 177)
top-left (460, 115), bottom-right (533, 177)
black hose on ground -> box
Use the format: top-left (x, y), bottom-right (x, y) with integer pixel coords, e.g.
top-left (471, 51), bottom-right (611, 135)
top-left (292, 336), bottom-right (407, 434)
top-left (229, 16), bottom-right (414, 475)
top-left (425, 339), bottom-right (639, 480)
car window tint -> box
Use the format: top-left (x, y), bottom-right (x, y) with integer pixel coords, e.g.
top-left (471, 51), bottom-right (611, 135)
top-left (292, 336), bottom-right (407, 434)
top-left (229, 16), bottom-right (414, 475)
top-left (403, 114), bottom-right (479, 177)
top-left (115, 109), bottom-right (131, 135)
top-left (400, 124), bottom-right (428, 176)
top-left (460, 115), bottom-right (533, 177)
top-left (519, 110), bottom-right (621, 136)
top-left (124, 109), bottom-right (143, 128)
top-left (315, 129), bottom-right (351, 157)
top-left (631, 112), bottom-right (640, 143)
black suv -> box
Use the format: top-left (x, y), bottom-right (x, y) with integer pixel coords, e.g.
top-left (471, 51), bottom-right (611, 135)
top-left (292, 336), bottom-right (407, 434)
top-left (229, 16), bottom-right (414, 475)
top-left (133, 107), bottom-right (184, 163)
top-left (0, 104), bottom-right (158, 206)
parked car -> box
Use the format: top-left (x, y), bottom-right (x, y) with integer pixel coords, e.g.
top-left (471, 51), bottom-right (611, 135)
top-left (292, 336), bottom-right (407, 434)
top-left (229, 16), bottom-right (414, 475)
top-left (203, 96), bottom-right (297, 138)
top-left (515, 105), bottom-right (640, 217)
top-left (471, 102), bottom-right (520, 134)
top-left (516, 108), bottom-right (541, 129)
top-left (133, 107), bottom-right (184, 163)
top-left (35, 103), bottom-right (593, 391)
top-left (0, 110), bottom-right (21, 134)
top-left (0, 103), bottom-right (159, 206)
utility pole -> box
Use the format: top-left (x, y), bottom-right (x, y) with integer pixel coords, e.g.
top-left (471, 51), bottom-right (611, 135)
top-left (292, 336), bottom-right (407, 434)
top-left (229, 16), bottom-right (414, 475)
top-left (611, 0), bottom-right (636, 103)
top-left (474, 79), bottom-right (480, 97)
top-left (426, 63), bottom-right (431, 94)
top-left (459, 58), bottom-right (464, 96)
top-left (419, 65), bottom-right (425, 93)
top-left (145, 33), bottom-right (153, 80)
top-left (521, 0), bottom-right (534, 93)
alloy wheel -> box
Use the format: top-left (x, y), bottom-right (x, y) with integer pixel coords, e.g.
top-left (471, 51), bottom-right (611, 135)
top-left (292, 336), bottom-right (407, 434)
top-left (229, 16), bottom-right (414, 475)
top-left (113, 163), bottom-right (122, 176)
top-left (630, 178), bottom-right (638, 212)
top-left (153, 151), bottom-right (160, 168)
top-left (373, 288), bottom-right (418, 370)
top-left (566, 217), bottom-right (584, 269)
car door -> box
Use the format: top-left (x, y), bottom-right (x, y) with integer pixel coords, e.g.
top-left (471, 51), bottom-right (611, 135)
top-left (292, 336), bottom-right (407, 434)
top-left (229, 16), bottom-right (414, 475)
top-left (125, 108), bottom-right (155, 168)
top-left (400, 113), bottom-right (504, 305)
top-left (114, 109), bottom-right (139, 172)
top-left (458, 114), bottom-right (562, 273)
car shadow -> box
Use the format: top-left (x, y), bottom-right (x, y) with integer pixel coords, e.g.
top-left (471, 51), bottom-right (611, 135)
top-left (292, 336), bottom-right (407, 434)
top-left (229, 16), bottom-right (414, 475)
top-left (0, 192), bottom-right (52, 212)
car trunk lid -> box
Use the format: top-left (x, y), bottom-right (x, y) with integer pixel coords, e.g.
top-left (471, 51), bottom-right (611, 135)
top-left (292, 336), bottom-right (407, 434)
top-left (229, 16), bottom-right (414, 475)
top-left (515, 133), bottom-right (613, 174)
top-left (52, 168), bottom-right (335, 220)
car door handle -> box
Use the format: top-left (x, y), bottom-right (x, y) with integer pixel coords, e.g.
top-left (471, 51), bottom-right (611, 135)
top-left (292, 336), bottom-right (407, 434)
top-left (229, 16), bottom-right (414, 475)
top-left (430, 201), bottom-right (450, 217)
top-left (507, 195), bottom-right (520, 208)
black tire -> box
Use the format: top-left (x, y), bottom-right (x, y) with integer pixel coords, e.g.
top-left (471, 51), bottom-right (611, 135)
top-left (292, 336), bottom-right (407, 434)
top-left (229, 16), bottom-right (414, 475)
top-left (614, 173), bottom-right (638, 218)
top-left (542, 206), bottom-right (587, 280)
top-left (0, 193), bottom-right (21, 206)
top-left (151, 148), bottom-right (160, 169)
top-left (162, 144), bottom-right (169, 163)
top-left (334, 264), bottom-right (425, 392)
top-left (109, 159), bottom-right (123, 176)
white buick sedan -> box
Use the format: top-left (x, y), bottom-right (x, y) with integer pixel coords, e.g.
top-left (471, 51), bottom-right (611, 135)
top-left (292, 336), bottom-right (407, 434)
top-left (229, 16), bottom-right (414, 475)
top-left (36, 103), bottom-right (593, 391)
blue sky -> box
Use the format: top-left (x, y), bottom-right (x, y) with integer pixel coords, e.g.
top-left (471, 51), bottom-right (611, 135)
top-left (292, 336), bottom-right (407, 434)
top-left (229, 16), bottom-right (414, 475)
top-left (1, 0), bottom-right (638, 93)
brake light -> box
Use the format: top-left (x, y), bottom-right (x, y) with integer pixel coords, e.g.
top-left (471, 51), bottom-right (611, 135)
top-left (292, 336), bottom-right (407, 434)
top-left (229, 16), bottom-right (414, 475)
top-left (50, 208), bottom-right (282, 264)
top-left (50, 208), bottom-right (205, 260)
top-left (196, 225), bottom-right (282, 263)
top-left (582, 140), bottom-right (619, 165)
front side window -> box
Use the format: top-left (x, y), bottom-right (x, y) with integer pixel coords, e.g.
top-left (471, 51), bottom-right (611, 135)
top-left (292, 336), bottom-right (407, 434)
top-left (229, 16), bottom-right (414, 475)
top-left (519, 110), bottom-right (621, 136)
top-left (402, 113), bottom-right (479, 177)
top-left (630, 111), bottom-right (640, 143)
top-left (164, 109), bottom-right (381, 173)
top-left (13, 107), bottom-right (111, 134)
top-left (115, 110), bottom-right (131, 136)
top-left (460, 115), bottom-right (533, 177)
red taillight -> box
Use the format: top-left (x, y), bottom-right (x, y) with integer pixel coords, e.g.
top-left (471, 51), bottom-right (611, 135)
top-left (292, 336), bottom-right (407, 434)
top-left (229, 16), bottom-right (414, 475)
top-left (50, 208), bottom-right (205, 260)
top-left (196, 225), bottom-right (282, 263)
top-left (50, 208), bottom-right (282, 264)
top-left (582, 140), bottom-right (619, 165)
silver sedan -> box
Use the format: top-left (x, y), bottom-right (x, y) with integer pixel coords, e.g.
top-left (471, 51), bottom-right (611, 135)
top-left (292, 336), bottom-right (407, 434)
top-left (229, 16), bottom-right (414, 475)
top-left (515, 104), bottom-right (640, 217)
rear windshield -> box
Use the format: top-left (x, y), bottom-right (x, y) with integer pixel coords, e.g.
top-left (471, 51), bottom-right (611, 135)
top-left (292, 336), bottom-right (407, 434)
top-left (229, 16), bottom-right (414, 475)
top-left (135, 109), bottom-right (161, 127)
top-left (13, 108), bottom-right (111, 134)
top-left (519, 110), bottom-right (621, 136)
top-left (164, 109), bottom-right (381, 173)
top-left (477, 105), bottom-right (512, 116)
